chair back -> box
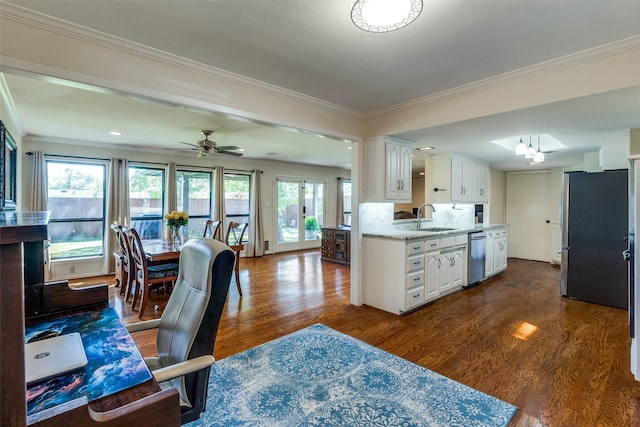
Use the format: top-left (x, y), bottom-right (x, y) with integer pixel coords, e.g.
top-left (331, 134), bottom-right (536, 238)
top-left (202, 219), bottom-right (221, 240)
top-left (128, 228), bottom-right (149, 276)
top-left (156, 238), bottom-right (234, 423)
top-left (225, 221), bottom-right (248, 246)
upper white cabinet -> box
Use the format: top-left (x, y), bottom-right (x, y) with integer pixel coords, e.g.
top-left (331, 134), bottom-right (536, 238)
top-left (433, 153), bottom-right (489, 204)
top-left (363, 137), bottom-right (412, 202)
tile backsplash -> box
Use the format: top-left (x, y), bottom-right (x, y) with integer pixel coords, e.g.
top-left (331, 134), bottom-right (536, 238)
top-left (360, 203), bottom-right (475, 233)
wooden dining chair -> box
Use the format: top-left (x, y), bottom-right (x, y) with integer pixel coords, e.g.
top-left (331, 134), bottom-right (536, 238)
top-left (112, 224), bottom-right (135, 301)
top-left (129, 228), bottom-right (179, 319)
top-left (225, 221), bottom-right (248, 296)
top-left (202, 219), bottom-right (221, 240)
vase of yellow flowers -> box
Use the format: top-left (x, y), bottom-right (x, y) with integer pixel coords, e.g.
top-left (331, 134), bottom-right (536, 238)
top-left (165, 210), bottom-right (189, 248)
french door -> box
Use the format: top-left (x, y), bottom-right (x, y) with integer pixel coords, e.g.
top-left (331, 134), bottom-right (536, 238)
top-left (274, 177), bottom-right (325, 253)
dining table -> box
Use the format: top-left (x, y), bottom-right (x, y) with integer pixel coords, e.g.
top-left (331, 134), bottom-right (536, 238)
top-left (140, 237), bottom-right (244, 295)
top-left (141, 238), bottom-right (181, 262)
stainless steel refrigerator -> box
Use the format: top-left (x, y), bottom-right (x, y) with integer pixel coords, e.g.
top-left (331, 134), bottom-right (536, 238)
top-left (561, 170), bottom-right (628, 310)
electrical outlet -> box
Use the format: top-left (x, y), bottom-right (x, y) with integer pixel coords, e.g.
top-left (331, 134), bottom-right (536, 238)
top-left (69, 266), bottom-right (75, 274)
top-left (264, 240), bottom-right (269, 251)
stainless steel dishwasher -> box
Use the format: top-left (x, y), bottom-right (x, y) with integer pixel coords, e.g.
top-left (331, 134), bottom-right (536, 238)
top-left (467, 231), bottom-right (487, 287)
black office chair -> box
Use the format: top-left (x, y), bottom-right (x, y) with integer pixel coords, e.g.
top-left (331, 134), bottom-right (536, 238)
top-left (126, 238), bottom-right (235, 424)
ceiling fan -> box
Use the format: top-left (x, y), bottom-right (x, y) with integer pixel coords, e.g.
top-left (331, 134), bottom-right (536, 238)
top-left (179, 130), bottom-right (244, 158)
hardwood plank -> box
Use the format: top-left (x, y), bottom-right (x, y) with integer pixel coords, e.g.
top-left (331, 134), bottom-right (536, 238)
top-left (74, 253), bottom-right (640, 426)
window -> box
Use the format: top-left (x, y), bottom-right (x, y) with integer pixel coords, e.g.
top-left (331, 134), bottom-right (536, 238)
top-left (224, 173), bottom-right (250, 243)
top-left (47, 160), bottom-right (106, 259)
top-left (177, 169), bottom-right (212, 239)
top-left (129, 166), bottom-right (165, 239)
top-left (342, 179), bottom-right (352, 225)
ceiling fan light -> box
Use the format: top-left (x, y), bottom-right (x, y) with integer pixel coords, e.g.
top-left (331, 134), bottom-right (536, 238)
top-left (351, 0), bottom-right (423, 33)
top-left (514, 138), bottom-right (527, 155)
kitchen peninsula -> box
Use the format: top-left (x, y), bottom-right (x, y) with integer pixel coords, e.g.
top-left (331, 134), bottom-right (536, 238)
top-left (362, 225), bottom-right (507, 315)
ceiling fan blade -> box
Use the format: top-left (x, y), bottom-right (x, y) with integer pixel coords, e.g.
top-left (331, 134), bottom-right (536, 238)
top-left (179, 141), bottom-right (199, 148)
top-left (215, 145), bottom-right (242, 151)
top-left (215, 148), bottom-right (243, 157)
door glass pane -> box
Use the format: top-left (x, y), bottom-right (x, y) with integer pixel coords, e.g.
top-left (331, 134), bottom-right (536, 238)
top-left (277, 181), bottom-right (300, 243)
top-left (304, 182), bottom-right (324, 241)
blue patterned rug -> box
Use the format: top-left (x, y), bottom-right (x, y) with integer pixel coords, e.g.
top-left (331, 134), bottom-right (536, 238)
top-left (188, 324), bottom-right (517, 426)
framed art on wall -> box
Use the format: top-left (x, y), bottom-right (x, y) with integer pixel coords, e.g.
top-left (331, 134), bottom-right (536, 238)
top-left (0, 121), bottom-right (17, 212)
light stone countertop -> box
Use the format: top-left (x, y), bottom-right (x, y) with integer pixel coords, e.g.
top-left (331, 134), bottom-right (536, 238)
top-left (363, 224), bottom-right (508, 241)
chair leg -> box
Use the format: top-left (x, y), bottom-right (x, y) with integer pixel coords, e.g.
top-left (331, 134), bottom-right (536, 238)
top-left (131, 280), bottom-right (140, 309)
top-left (138, 284), bottom-right (150, 319)
top-left (235, 251), bottom-right (242, 296)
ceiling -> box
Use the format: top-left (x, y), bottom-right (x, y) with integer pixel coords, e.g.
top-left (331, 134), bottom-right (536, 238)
top-left (2, 0), bottom-right (640, 172)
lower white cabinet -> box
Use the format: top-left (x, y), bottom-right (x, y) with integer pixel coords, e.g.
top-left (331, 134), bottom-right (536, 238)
top-left (486, 227), bottom-right (508, 278)
top-left (363, 234), bottom-right (467, 314)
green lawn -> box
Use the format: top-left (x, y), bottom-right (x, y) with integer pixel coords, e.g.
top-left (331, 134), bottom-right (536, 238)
top-left (50, 240), bottom-right (103, 259)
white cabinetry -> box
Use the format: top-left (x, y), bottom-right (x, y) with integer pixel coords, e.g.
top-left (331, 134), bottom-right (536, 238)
top-left (433, 153), bottom-right (489, 204)
top-left (486, 227), bottom-right (508, 278)
top-left (363, 234), bottom-right (467, 314)
top-left (364, 137), bottom-right (412, 202)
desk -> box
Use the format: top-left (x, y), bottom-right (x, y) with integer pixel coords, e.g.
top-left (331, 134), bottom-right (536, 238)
top-left (0, 212), bottom-right (179, 427)
top-left (26, 308), bottom-right (152, 416)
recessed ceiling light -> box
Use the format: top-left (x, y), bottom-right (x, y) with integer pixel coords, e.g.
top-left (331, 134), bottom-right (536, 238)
top-left (416, 146), bottom-right (434, 151)
top-left (109, 131), bottom-right (122, 136)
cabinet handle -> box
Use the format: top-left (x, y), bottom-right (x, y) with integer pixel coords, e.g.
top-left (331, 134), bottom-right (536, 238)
top-left (451, 258), bottom-right (455, 266)
top-left (397, 180), bottom-right (401, 190)
top-left (413, 261), bottom-right (420, 266)
top-left (414, 276), bottom-right (421, 282)
top-left (401, 180), bottom-right (404, 190)
top-left (438, 259), bottom-right (441, 268)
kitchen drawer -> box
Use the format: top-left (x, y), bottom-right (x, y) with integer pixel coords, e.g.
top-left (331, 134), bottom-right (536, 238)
top-left (406, 270), bottom-right (424, 289)
top-left (406, 286), bottom-right (425, 310)
top-left (440, 236), bottom-right (456, 248)
top-left (455, 234), bottom-right (468, 246)
top-left (406, 241), bottom-right (425, 256)
top-left (425, 239), bottom-right (440, 252)
top-left (406, 254), bottom-right (424, 272)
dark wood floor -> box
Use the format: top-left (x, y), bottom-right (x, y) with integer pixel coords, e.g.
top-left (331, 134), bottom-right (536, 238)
top-left (79, 251), bottom-right (640, 426)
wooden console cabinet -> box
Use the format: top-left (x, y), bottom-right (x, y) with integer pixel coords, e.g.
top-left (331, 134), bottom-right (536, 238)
top-left (321, 226), bottom-right (351, 266)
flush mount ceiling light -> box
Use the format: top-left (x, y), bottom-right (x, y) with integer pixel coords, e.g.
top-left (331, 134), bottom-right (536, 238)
top-left (351, 0), bottom-right (423, 33)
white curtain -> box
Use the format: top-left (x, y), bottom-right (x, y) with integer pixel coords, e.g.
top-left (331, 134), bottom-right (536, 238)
top-left (166, 162), bottom-right (177, 238)
top-left (28, 151), bottom-right (47, 211)
top-left (214, 166), bottom-right (226, 241)
top-left (336, 178), bottom-right (344, 226)
top-left (249, 170), bottom-right (264, 257)
top-left (102, 158), bottom-right (130, 274)
top-left (28, 152), bottom-right (51, 280)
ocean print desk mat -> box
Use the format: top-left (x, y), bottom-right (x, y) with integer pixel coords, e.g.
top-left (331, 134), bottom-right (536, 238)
top-left (189, 323), bottom-right (517, 426)
top-left (25, 307), bottom-right (152, 416)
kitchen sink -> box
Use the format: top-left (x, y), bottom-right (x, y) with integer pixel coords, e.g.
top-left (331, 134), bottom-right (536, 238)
top-left (418, 227), bottom-right (457, 232)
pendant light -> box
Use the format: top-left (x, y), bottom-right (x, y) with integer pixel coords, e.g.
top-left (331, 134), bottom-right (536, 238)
top-left (533, 135), bottom-right (545, 163)
top-left (524, 136), bottom-right (536, 159)
top-left (515, 137), bottom-right (527, 155)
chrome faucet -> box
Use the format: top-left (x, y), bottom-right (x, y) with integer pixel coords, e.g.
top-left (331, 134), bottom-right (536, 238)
top-left (416, 203), bottom-right (436, 229)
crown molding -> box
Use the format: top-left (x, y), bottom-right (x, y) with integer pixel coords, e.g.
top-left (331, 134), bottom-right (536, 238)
top-left (366, 35), bottom-right (640, 120)
top-left (0, 73), bottom-right (26, 136)
top-left (0, 3), bottom-right (363, 120)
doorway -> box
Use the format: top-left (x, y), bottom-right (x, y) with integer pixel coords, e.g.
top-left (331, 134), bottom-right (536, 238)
top-left (274, 178), bottom-right (325, 253)
top-left (506, 170), bottom-right (552, 262)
